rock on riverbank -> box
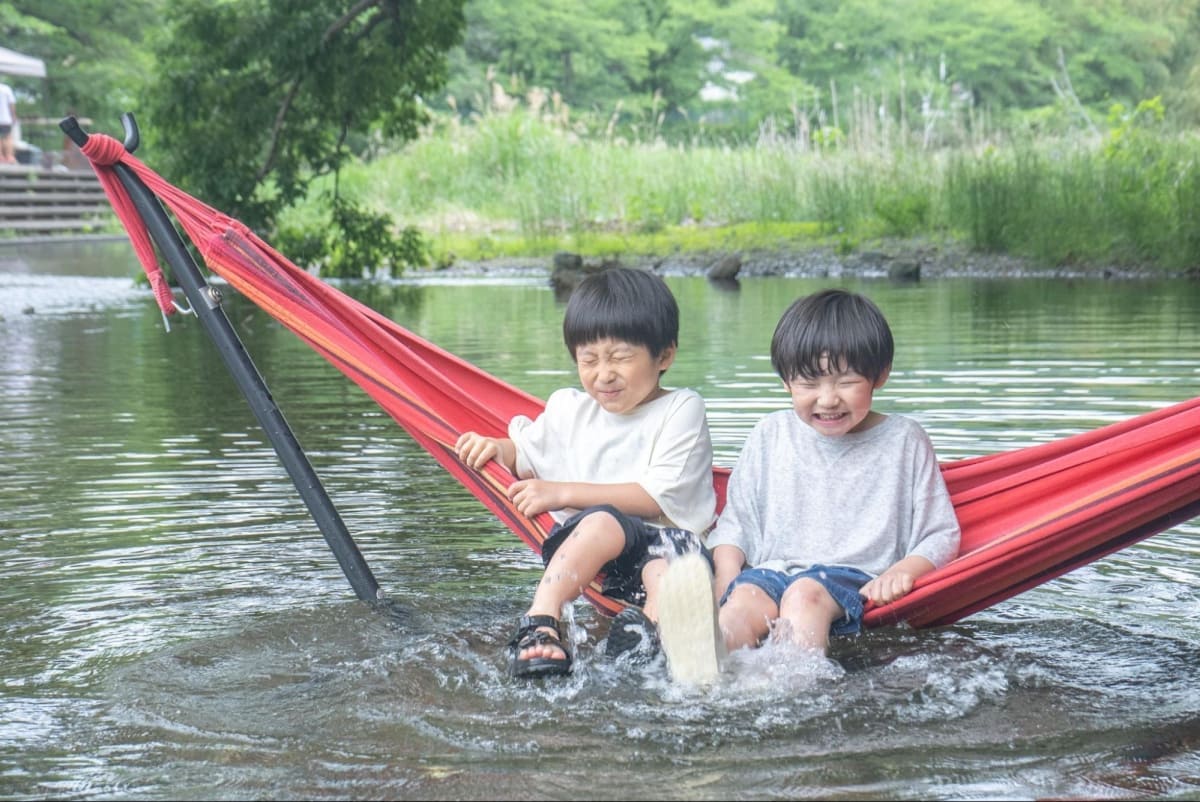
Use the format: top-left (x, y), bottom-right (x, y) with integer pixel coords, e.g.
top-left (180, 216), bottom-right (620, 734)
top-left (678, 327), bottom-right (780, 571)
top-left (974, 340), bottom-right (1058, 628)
top-left (434, 238), bottom-right (1184, 283)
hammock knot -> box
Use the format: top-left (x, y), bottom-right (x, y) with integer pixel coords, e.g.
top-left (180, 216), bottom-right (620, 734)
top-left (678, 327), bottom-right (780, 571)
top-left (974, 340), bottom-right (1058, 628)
top-left (80, 134), bottom-right (127, 167)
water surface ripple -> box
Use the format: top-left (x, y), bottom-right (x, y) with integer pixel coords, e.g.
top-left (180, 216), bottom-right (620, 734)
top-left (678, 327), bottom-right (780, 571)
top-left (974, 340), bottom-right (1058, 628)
top-left (2, 246), bottom-right (1199, 800)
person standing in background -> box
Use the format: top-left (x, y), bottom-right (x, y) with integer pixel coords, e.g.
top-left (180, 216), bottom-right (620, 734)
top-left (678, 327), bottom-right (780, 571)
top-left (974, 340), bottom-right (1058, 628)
top-left (0, 82), bottom-right (17, 163)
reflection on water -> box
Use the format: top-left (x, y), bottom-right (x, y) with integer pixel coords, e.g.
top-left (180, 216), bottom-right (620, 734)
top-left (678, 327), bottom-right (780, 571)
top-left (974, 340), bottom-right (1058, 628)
top-left (2, 242), bottom-right (1200, 800)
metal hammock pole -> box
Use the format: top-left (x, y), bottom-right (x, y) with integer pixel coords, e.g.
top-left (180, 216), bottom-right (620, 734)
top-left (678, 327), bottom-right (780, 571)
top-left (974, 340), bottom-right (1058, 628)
top-left (60, 113), bottom-right (384, 604)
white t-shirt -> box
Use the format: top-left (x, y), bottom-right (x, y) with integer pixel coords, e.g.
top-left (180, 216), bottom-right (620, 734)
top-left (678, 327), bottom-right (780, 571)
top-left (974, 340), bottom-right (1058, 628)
top-left (706, 410), bottom-right (961, 577)
top-left (508, 387), bottom-right (717, 536)
top-left (0, 84), bottom-right (15, 127)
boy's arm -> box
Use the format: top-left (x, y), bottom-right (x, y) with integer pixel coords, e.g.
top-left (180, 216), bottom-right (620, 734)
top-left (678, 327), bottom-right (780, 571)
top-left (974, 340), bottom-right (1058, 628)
top-left (711, 544), bottom-right (746, 601)
top-left (454, 432), bottom-right (517, 474)
top-left (635, 390), bottom-right (717, 537)
top-left (859, 554), bottom-right (936, 606)
top-left (860, 421), bottom-right (961, 607)
top-left (704, 418), bottom-right (771, 595)
top-left (506, 478), bottom-right (661, 520)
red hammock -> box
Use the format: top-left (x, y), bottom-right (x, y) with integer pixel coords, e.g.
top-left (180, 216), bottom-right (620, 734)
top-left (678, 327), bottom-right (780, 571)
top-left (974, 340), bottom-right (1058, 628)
top-left (79, 133), bottom-right (1200, 630)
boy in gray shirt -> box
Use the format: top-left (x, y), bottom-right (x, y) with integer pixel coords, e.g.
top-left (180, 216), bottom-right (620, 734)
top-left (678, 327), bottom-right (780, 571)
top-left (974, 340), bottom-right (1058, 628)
top-left (656, 289), bottom-right (961, 684)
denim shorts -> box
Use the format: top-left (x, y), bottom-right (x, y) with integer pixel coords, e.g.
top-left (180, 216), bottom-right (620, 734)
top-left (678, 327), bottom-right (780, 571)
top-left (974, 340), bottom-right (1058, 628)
top-left (721, 564), bottom-right (872, 636)
top-left (542, 504), bottom-right (712, 607)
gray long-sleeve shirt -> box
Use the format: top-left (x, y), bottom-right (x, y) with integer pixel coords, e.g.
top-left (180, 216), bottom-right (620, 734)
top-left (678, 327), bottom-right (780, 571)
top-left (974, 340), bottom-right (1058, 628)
top-left (706, 411), bottom-right (961, 577)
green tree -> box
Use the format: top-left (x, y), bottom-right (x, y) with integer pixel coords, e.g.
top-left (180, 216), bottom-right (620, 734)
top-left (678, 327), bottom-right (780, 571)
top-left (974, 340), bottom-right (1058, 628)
top-left (605, 0), bottom-right (707, 119)
top-left (1044, 0), bottom-right (1199, 113)
top-left (144, 0), bottom-right (465, 277)
top-left (0, 0), bottom-right (161, 138)
top-left (446, 0), bottom-right (627, 116)
top-left (775, 0), bottom-right (1054, 115)
top-left (445, 0), bottom-right (808, 138)
top-left (444, 0), bottom-right (1200, 143)
top-left (1165, 3), bottom-right (1200, 123)
top-left (444, 0), bottom-right (703, 122)
top-left (685, 0), bottom-right (812, 139)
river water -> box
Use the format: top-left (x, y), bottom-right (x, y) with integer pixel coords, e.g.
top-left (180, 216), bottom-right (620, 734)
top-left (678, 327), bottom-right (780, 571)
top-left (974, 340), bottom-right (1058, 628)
top-left (1, 239), bottom-right (1199, 800)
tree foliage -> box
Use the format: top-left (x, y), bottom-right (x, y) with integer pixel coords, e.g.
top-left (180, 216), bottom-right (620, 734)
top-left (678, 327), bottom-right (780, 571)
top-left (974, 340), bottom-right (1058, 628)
top-left (145, 0), bottom-right (463, 229)
top-left (6, 0), bottom-right (1200, 148)
top-left (443, 0), bottom-right (803, 133)
top-left (442, 0), bottom-right (1200, 138)
top-left (0, 0), bottom-right (160, 129)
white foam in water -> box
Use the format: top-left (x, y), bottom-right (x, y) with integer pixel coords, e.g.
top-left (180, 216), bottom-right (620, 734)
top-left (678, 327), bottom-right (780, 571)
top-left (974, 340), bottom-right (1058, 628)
top-left (719, 640), bottom-right (846, 697)
top-left (0, 274), bottom-right (147, 319)
top-left (879, 652), bottom-right (1009, 722)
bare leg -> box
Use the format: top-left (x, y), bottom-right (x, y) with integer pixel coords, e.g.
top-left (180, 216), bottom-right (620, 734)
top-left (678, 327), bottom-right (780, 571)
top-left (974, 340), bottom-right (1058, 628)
top-left (717, 583), bottom-right (777, 653)
top-left (640, 556), bottom-right (667, 622)
top-left (775, 578), bottom-right (843, 653)
top-left (519, 510), bottom-right (625, 662)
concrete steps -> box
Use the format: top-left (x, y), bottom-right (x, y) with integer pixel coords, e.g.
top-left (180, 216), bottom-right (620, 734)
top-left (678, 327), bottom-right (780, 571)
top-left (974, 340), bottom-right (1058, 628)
top-left (0, 166), bottom-right (117, 236)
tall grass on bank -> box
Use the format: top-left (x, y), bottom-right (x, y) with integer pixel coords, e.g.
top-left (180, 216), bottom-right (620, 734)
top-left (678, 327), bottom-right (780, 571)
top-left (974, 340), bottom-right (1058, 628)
top-left (946, 137), bottom-right (1200, 269)
top-left (949, 100), bottom-right (1200, 270)
top-left (289, 95), bottom-right (1200, 272)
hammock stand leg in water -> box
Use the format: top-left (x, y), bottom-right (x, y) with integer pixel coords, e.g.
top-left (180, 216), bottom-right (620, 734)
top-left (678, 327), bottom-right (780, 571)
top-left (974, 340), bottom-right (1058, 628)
top-left (61, 115), bottom-right (384, 604)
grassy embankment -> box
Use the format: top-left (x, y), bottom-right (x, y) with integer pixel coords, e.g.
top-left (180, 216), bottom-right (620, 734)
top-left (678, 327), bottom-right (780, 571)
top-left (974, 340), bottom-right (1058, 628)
top-left (285, 97), bottom-right (1200, 274)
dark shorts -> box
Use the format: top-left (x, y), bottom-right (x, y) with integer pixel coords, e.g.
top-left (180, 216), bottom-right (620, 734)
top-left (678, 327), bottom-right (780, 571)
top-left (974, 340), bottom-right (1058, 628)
top-left (542, 504), bottom-right (712, 607)
top-left (721, 564), bottom-right (872, 636)
top-left (0, 125), bottom-right (11, 136)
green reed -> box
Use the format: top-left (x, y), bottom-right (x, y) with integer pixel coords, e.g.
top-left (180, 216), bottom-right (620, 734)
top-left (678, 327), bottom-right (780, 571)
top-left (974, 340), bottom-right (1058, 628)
top-left (945, 131), bottom-right (1200, 270)
top-left (294, 99), bottom-right (1200, 272)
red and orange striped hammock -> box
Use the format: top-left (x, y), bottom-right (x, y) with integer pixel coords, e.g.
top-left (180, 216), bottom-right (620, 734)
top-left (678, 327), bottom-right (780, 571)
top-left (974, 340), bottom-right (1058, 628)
top-left (79, 132), bottom-right (1200, 630)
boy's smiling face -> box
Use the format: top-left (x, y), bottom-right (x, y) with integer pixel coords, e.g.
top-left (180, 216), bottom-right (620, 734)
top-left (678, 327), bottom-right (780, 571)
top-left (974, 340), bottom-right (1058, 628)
top-left (575, 337), bottom-right (675, 415)
top-left (784, 353), bottom-right (889, 436)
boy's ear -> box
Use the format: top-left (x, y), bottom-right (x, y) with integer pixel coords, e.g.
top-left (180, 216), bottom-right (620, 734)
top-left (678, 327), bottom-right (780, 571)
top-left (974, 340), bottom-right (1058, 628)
top-left (656, 344), bottom-right (677, 372)
top-left (874, 365), bottom-right (892, 388)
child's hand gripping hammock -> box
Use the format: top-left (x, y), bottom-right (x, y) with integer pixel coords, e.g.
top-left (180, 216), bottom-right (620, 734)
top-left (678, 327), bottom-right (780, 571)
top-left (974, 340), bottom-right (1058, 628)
top-left (78, 131), bottom-right (1200, 629)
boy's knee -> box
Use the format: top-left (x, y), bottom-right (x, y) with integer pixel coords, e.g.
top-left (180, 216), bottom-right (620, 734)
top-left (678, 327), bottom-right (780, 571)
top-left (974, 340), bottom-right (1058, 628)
top-left (780, 577), bottom-right (839, 614)
top-left (722, 584), bottom-right (775, 620)
top-left (574, 508), bottom-right (624, 540)
top-left (719, 592), bottom-right (774, 647)
top-left (550, 508), bottom-right (627, 565)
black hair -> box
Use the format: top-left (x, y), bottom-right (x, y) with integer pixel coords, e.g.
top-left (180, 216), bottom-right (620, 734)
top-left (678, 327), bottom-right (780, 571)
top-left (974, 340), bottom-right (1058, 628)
top-left (562, 267), bottom-right (679, 360)
top-left (770, 289), bottom-right (894, 383)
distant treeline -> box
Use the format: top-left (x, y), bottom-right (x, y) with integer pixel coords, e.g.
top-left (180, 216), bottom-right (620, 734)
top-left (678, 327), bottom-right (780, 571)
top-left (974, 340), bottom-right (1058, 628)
top-left (439, 0), bottom-right (1200, 142)
top-left (8, 0), bottom-right (1200, 145)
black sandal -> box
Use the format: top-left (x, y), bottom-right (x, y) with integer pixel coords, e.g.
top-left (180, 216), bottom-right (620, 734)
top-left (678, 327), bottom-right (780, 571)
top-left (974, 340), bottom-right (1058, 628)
top-left (604, 607), bottom-right (661, 663)
top-left (509, 614), bottom-right (572, 678)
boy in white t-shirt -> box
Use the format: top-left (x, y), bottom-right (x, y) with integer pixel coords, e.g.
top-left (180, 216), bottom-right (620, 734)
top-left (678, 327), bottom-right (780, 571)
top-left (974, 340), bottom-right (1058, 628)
top-left (455, 267), bottom-right (717, 679)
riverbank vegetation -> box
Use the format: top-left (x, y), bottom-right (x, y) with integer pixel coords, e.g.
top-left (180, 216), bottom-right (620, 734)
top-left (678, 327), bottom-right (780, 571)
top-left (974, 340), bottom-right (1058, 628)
top-left (284, 91), bottom-right (1200, 275)
top-left (6, 0), bottom-right (1200, 276)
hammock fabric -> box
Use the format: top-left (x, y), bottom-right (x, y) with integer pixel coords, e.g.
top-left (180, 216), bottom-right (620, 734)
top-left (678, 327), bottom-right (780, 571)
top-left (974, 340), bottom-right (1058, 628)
top-left (79, 133), bottom-right (1200, 630)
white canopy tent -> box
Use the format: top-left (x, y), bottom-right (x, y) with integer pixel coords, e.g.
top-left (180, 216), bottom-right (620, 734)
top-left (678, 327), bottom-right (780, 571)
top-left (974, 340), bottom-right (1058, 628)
top-left (0, 46), bottom-right (46, 78)
top-left (0, 47), bottom-right (48, 160)
top-left (0, 47), bottom-right (48, 159)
